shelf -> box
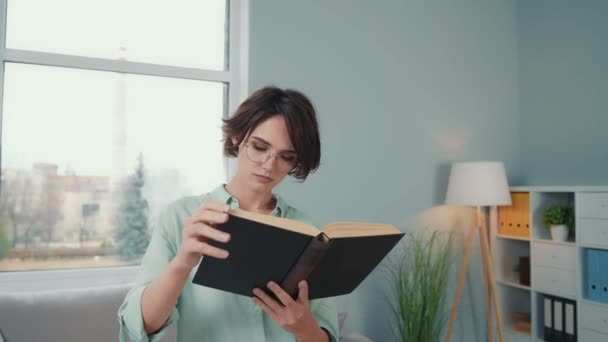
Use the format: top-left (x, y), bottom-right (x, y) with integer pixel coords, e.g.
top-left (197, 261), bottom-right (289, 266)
top-left (495, 187), bottom-right (608, 342)
top-left (534, 289), bottom-right (577, 301)
top-left (580, 243), bottom-right (608, 250)
top-left (497, 234), bottom-right (530, 242)
top-left (497, 279), bottom-right (531, 291)
top-left (531, 238), bottom-right (576, 247)
top-left (509, 325), bottom-right (532, 337)
top-left (511, 185), bottom-right (608, 192)
top-left (580, 298), bottom-right (608, 309)
top-left (504, 330), bottom-right (533, 342)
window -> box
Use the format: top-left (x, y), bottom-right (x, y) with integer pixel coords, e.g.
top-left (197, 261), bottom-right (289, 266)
top-left (0, 0), bottom-right (248, 272)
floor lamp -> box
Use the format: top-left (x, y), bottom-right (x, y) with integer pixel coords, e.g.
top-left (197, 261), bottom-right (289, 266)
top-left (444, 161), bottom-right (512, 342)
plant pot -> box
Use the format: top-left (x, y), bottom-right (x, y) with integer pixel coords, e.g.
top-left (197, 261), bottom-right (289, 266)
top-left (550, 225), bottom-right (569, 241)
top-left (513, 271), bottom-right (520, 283)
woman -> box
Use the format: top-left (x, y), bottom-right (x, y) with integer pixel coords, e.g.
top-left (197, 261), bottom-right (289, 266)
top-left (118, 86), bottom-right (338, 342)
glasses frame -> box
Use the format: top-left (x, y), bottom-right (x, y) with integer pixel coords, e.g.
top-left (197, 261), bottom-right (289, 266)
top-left (243, 142), bottom-right (299, 173)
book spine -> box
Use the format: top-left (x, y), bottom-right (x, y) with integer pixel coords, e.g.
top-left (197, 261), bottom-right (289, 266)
top-left (280, 233), bottom-right (332, 298)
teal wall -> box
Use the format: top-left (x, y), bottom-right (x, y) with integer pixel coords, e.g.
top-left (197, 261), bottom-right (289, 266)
top-left (519, 0), bottom-right (608, 184)
top-left (249, 1), bottom-right (520, 341)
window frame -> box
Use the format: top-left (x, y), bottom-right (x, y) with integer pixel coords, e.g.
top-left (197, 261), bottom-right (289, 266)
top-left (0, 0), bottom-right (249, 290)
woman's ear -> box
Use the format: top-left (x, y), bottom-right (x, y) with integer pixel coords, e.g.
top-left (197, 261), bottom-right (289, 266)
top-left (231, 136), bottom-right (239, 147)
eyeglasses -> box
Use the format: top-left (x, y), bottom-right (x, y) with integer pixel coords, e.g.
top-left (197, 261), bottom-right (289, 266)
top-left (243, 142), bottom-right (298, 172)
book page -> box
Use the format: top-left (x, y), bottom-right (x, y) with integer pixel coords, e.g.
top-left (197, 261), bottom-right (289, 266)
top-left (228, 208), bottom-right (320, 236)
top-left (323, 222), bottom-right (401, 238)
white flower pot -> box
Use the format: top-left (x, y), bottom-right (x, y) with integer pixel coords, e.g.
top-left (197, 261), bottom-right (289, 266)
top-left (513, 271), bottom-right (520, 283)
top-left (550, 225), bottom-right (569, 241)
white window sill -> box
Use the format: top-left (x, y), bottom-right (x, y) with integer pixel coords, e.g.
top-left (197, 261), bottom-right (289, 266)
top-left (0, 266), bottom-right (137, 292)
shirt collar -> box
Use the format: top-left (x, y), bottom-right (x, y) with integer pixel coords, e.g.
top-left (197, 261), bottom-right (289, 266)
top-left (209, 184), bottom-right (288, 218)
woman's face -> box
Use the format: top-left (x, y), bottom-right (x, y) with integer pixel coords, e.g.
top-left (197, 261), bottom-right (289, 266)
top-left (232, 115), bottom-right (298, 193)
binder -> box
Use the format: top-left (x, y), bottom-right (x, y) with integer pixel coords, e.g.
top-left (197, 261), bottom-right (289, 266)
top-left (585, 249), bottom-right (593, 301)
top-left (586, 249), bottom-right (601, 302)
top-left (564, 301), bottom-right (576, 342)
top-left (592, 249), bottom-right (602, 302)
top-left (498, 202), bottom-right (512, 235)
top-left (593, 249), bottom-right (605, 303)
top-left (544, 296), bottom-right (554, 341)
top-left (544, 295), bottom-right (577, 342)
top-left (600, 249), bottom-right (608, 303)
top-left (497, 192), bottom-right (530, 238)
top-left (516, 192), bottom-right (531, 237)
top-left (553, 300), bottom-right (564, 341)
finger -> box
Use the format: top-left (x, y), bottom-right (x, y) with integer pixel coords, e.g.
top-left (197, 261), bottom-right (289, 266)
top-left (191, 210), bottom-right (230, 226)
top-left (189, 200), bottom-right (230, 224)
top-left (190, 240), bottom-right (229, 259)
top-left (191, 223), bottom-right (230, 243)
top-left (252, 297), bottom-right (278, 321)
top-left (297, 281), bottom-right (309, 303)
top-left (253, 288), bottom-right (284, 313)
top-left (267, 281), bottom-right (295, 307)
top-left (196, 201), bottom-right (230, 216)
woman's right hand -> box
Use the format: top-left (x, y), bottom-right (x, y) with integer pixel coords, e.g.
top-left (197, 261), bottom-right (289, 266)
top-left (173, 201), bottom-right (232, 270)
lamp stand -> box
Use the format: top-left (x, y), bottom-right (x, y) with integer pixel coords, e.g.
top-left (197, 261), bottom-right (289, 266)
top-left (445, 206), bottom-right (505, 342)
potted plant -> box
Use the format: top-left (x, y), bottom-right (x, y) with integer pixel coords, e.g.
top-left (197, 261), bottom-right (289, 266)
top-left (542, 204), bottom-right (574, 241)
top-left (512, 262), bottom-right (520, 283)
top-left (384, 230), bottom-right (454, 342)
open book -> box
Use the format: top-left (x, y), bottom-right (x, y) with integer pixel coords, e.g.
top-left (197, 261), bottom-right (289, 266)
top-left (192, 208), bottom-right (404, 300)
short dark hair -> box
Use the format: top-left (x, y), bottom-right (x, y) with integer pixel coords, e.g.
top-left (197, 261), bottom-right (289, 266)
top-left (222, 86), bottom-right (321, 181)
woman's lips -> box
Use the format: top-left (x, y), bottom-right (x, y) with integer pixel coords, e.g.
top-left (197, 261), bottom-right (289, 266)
top-left (254, 174), bottom-right (273, 183)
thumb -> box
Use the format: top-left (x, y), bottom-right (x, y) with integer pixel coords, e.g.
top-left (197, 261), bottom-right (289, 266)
top-left (298, 280), bottom-right (309, 303)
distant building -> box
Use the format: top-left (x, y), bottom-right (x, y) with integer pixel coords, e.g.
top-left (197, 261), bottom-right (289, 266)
top-left (51, 171), bottom-right (116, 242)
top-left (2, 163), bottom-right (118, 246)
top-left (2, 161), bottom-right (190, 247)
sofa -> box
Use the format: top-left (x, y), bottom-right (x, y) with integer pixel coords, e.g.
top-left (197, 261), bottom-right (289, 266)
top-left (0, 283), bottom-right (371, 342)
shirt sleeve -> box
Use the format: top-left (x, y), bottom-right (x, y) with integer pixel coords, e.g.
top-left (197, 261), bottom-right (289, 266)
top-left (310, 296), bottom-right (340, 342)
top-left (117, 203), bottom-right (182, 342)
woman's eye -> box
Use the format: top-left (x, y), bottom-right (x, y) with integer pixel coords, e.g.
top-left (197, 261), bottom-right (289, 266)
top-left (280, 154), bottom-right (296, 162)
top-left (252, 144), bottom-right (266, 151)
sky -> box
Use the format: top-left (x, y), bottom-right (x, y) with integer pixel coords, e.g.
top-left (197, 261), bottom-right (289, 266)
top-left (5, 0), bottom-right (226, 70)
top-left (2, 0), bottom-right (229, 195)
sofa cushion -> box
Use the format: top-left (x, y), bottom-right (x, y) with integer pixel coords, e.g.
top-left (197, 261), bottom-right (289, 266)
top-left (0, 284), bottom-right (131, 342)
top-left (0, 284), bottom-right (368, 342)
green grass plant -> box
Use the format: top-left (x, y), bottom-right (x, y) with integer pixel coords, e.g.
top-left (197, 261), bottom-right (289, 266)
top-left (385, 230), bottom-right (454, 342)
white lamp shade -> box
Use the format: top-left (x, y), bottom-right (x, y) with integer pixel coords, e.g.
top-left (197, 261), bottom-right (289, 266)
top-left (445, 161), bottom-right (512, 206)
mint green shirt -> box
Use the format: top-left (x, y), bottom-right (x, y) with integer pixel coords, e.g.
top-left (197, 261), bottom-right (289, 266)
top-left (118, 184), bottom-right (339, 342)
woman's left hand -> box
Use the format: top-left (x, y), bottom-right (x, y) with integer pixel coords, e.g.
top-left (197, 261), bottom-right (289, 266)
top-left (252, 281), bottom-right (328, 342)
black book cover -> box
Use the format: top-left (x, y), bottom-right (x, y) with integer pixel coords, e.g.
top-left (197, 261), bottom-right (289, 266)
top-left (305, 234), bottom-right (403, 299)
top-left (192, 213), bottom-right (404, 299)
top-left (192, 215), bottom-right (313, 297)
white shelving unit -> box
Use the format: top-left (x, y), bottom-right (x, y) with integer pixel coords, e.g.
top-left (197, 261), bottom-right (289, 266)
top-left (490, 186), bottom-right (608, 342)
